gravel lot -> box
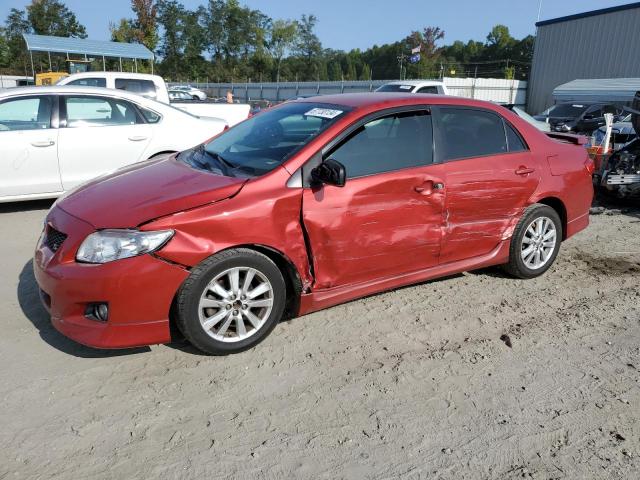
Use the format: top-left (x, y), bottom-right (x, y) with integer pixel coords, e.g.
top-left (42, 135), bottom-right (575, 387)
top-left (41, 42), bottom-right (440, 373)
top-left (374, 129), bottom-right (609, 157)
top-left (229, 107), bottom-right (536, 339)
top-left (1, 199), bottom-right (639, 479)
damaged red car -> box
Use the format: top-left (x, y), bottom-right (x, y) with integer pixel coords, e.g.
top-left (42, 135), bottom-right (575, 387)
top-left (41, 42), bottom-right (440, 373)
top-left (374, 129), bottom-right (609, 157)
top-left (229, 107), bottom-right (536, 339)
top-left (34, 93), bottom-right (593, 355)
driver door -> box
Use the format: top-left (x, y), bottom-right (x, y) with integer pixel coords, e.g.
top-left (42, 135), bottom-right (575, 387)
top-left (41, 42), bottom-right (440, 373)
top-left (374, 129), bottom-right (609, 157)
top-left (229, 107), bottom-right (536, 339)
top-left (302, 109), bottom-right (445, 289)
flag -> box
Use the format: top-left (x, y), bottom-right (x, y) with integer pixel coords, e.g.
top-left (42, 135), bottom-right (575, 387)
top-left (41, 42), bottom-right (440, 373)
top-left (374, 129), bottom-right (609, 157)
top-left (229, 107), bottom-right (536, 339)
top-left (411, 45), bottom-right (422, 54)
top-left (409, 53), bottom-right (421, 64)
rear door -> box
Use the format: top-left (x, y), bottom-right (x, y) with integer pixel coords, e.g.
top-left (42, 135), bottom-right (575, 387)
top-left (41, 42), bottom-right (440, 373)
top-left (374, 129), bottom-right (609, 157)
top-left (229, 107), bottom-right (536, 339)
top-left (0, 95), bottom-right (62, 198)
top-left (433, 107), bottom-right (539, 264)
top-left (302, 109), bottom-right (446, 289)
top-left (57, 95), bottom-right (152, 190)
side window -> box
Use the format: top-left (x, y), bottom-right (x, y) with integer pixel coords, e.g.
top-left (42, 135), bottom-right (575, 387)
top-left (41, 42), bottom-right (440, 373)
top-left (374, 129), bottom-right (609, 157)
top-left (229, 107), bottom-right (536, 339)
top-left (505, 123), bottom-right (527, 152)
top-left (417, 86), bottom-right (438, 94)
top-left (140, 107), bottom-right (161, 124)
top-left (64, 96), bottom-right (140, 127)
top-left (437, 108), bottom-right (507, 161)
top-left (115, 79), bottom-right (157, 99)
top-left (67, 78), bottom-right (106, 88)
top-left (603, 105), bottom-right (618, 115)
top-left (0, 96), bottom-right (52, 131)
top-left (328, 111), bottom-right (433, 178)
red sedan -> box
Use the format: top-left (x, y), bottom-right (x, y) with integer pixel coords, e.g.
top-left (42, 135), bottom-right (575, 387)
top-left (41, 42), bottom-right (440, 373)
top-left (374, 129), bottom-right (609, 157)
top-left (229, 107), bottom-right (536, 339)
top-left (34, 93), bottom-right (594, 355)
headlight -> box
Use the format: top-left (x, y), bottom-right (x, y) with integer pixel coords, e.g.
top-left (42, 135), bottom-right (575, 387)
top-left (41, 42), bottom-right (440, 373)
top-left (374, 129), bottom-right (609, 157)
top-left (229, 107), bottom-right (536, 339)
top-left (76, 229), bottom-right (174, 264)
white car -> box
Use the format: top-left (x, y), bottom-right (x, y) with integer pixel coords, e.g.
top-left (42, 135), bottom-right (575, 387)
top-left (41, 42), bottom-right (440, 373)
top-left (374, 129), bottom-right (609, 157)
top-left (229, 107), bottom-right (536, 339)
top-left (375, 80), bottom-right (449, 95)
top-left (502, 104), bottom-right (551, 132)
top-left (57, 72), bottom-right (170, 104)
top-left (171, 85), bottom-right (207, 101)
top-left (0, 86), bottom-right (227, 203)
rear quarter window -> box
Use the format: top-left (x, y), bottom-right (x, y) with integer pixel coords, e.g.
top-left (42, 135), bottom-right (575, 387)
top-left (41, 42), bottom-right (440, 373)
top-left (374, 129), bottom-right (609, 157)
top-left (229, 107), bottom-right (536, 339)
top-left (115, 79), bottom-right (157, 99)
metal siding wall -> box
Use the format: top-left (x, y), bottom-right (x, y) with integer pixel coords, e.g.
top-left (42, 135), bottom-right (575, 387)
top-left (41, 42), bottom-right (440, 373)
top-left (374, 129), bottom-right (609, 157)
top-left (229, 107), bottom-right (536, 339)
top-left (528, 8), bottom-right (640, 114)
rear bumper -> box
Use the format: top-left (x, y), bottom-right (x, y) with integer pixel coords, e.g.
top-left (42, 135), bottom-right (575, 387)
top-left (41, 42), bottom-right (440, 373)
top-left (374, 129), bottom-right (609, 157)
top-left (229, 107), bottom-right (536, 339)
top-left (33, 207), bottom-right (189, 349)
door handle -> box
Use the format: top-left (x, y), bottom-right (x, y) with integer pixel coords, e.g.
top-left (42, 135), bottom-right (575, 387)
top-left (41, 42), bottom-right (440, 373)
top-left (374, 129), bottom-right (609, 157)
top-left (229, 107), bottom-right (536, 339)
top-left (128, 136), bottom-right (148, 142)
top-left (515, 166), bottom-right (535, 175)
top-left (31, 140), bottom-right (55, 148)
top-left (414, 181), bottom-right (445, 195)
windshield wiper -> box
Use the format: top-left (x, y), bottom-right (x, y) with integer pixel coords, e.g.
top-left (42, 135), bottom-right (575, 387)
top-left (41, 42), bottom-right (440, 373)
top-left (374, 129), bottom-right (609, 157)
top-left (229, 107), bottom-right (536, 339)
top-left (207, 150), bottom-right (237, 170)
top-left (190, 144), bottom-right (236, 176)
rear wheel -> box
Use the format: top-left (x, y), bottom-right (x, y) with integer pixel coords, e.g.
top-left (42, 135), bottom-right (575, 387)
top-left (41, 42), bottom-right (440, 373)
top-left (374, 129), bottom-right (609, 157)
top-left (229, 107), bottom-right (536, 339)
top-left (176, 249), bottom-right (286, 355)
top-left (503, 204), bottom-right (562, 279)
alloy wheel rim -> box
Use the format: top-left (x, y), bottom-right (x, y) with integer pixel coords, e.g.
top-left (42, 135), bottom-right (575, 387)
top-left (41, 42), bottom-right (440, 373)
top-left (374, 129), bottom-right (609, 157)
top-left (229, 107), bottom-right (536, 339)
top-left (198, 267), bottom-right (274, 343)
top-left (521, 216), bottom-right (557, 270)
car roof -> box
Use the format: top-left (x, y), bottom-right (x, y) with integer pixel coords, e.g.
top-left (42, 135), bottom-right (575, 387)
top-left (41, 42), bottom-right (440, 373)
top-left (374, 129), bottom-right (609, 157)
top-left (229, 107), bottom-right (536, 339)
top-left (382, 80), bottom-right (444, 87)
top-left (293, 92), bottom-right (496, 110)
top-left (63, 71), bottom-right (165, 81)
top-left (0, 85), bottom-right (163, 107)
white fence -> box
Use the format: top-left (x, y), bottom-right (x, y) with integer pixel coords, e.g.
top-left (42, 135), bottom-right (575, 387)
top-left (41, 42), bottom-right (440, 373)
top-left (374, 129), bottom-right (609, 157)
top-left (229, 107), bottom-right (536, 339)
top-left (173, 77), bottom-right (527, 107)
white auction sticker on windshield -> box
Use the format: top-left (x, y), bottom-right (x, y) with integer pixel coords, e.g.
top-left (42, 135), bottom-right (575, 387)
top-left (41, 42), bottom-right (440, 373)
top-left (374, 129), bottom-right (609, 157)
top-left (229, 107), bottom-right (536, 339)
top-left (399, 85), bottom-right (412, 90)
top-left (304, 108), bottom-right (343, 119)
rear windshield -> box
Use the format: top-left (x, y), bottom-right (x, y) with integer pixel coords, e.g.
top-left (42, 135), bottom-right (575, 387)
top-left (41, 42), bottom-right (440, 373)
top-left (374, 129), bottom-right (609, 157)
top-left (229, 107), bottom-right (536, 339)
top-left (376, 84), bottom-right (416, 93)
top-left (179, 102), bottom-right (350, 177)
top-left (549, 103), bottom-right (589, 117)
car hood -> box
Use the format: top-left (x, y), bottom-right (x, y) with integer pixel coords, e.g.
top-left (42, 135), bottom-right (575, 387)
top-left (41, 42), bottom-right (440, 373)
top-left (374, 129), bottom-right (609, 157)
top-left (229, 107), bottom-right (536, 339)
top-left (57, 156), bottom-right (246, 229)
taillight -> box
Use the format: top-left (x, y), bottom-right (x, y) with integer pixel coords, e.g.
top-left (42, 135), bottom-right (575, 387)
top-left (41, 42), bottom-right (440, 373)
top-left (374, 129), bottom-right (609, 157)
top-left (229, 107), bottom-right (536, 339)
top-left (584, 157), bottom-right (595, 175)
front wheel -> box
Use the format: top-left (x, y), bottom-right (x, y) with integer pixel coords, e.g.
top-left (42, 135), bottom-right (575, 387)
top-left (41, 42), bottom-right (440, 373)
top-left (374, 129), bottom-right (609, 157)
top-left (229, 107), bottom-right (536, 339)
top-left (175, 249), bottom-right (286, 355)
top-left (503, 204), bottom-right (562, 279)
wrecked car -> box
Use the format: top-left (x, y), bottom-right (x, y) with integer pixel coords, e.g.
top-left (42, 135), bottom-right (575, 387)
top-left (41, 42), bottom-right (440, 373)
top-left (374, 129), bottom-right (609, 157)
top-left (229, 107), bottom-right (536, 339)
top-left (34, 93), bottom-right (594, 355)
top-left (599, 92), bottom-right (640, 198)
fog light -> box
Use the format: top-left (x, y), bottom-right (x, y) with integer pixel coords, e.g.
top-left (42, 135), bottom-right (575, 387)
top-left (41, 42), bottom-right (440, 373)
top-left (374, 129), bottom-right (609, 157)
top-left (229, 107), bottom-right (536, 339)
top-left (86, 303), bottom-right (109, 322)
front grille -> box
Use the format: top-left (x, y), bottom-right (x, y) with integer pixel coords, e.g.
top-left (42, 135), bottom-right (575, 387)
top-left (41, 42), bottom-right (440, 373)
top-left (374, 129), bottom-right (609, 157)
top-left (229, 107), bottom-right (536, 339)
top-left (44, 226), bottom-right (67, 252)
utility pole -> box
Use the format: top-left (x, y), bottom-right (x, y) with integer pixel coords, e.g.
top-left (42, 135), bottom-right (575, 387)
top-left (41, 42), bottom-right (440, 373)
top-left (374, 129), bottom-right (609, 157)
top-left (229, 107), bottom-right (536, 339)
top-left (397, 53), bottom-right (406, 80)
top-left (537, 0), bottom-right (543, 22)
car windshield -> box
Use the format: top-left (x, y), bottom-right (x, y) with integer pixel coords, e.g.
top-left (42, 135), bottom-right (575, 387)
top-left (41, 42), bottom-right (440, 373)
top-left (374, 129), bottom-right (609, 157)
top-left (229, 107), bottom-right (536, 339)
top-left (549, 103), bottom-right (589, 117)
top-left (376, 84), bottom-right (416, 92)
top-left (179, 102), bottom-right (350, 177)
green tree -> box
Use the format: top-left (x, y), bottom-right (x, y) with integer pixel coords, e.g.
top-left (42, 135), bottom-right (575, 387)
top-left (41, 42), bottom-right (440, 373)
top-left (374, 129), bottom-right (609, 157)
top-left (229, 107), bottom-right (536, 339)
top-left (156, 0), bottom-right (186, 77)
top-left (328, 61), bottom-right (342, 81)
top-left (0, 28), bottom-right (10, 68)
top-left (4, 8), bottom-right (32, 75)
top-left (268, 19), bottom-right (297, 83)
top-left (294, 14), bottom-right (321, 79)
top-left (359, 63), bottom-right (371, 81)
top-left (110, 18), bottom-right (136, 43)
top-left (26, 0), bottom-right (86, 38)
top-left (129, 0), bottom-right (158, 51)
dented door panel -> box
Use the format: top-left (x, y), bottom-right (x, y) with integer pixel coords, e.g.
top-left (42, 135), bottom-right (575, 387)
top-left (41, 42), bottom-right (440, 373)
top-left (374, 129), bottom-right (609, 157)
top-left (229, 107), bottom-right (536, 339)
top-left (439, 152), bottom-right (540, 264)
top-left (302, 166), bottom-right (446, 289)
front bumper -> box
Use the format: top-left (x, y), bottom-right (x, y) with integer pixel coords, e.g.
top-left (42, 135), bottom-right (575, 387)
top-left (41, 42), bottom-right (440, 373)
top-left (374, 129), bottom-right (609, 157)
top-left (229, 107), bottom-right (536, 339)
top-left (33, 206), bottom-right (189, 349)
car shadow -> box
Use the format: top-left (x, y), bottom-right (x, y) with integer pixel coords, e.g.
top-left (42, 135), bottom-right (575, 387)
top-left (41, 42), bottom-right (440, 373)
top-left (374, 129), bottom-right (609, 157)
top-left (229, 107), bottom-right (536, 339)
top-left (0, 198), bottom-right (55, 214)
top-left (17, 260), bottom-right (150, 358)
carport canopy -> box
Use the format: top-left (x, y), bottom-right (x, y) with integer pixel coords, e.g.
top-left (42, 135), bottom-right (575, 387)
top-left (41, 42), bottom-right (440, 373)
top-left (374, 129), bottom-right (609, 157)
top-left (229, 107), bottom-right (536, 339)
top-left (22, 33), bottom-right (155, 75)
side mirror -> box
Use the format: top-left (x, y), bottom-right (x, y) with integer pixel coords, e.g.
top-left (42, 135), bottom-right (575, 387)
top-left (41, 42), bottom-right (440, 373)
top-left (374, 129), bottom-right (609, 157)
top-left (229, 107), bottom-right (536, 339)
top-left (310, 159), bottom-right (346, 187)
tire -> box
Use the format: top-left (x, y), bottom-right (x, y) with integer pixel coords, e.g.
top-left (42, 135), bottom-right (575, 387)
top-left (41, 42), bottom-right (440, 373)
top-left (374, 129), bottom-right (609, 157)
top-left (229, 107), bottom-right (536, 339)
top-left (176, 248), bottom-right (286, 355)
top-left (192, 95), bottom-right (201, 101)
top-left (503, 204), bottom-right (562, 279)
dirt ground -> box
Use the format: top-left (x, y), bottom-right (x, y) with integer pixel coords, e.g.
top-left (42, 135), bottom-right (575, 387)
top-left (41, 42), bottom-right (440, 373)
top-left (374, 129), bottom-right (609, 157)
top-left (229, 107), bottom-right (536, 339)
top-left (0, 198), bottom-right (639, 480)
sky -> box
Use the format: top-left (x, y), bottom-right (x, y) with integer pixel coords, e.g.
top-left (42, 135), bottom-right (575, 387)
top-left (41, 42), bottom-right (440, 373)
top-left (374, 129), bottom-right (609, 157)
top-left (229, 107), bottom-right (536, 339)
top-left (0, 0), bottom-right (635, 50)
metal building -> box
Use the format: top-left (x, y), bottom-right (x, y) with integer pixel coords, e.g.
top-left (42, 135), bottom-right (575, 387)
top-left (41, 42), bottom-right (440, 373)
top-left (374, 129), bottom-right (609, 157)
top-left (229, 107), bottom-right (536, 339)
top-left (527, 2), bottom-right (640, 114)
